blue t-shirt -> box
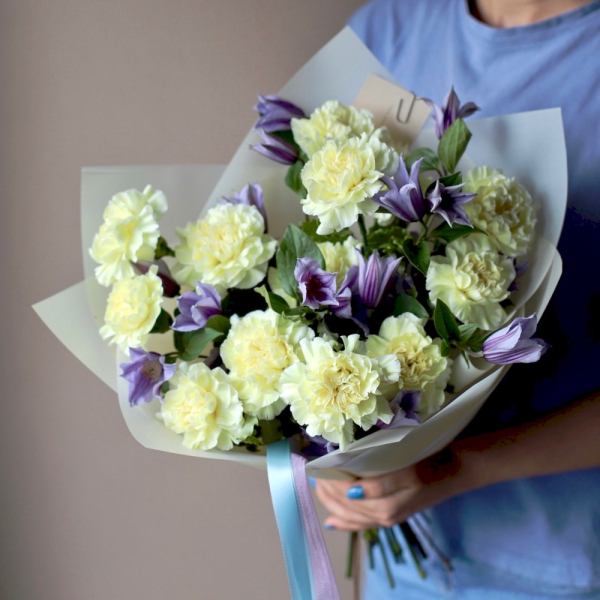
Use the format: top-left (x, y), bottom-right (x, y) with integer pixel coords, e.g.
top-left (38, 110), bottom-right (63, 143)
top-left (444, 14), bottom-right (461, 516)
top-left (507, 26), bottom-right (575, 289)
top-left (349, 0), bottom-right (600, 594)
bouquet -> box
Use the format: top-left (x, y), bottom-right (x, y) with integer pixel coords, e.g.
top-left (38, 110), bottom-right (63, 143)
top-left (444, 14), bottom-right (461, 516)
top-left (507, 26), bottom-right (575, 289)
top-left (34, 28), bottom-right (566, 599)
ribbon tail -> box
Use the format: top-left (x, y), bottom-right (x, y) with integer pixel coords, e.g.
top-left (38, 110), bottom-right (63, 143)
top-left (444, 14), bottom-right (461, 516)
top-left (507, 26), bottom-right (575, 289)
top-left (267, 440), bottom-right (341, 600)
top-left (291, 453), bottom-right (341, 600)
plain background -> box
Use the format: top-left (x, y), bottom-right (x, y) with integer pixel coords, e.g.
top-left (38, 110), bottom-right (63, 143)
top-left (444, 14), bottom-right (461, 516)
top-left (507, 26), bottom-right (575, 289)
top-left (0, 1), bottom-right (367, 598)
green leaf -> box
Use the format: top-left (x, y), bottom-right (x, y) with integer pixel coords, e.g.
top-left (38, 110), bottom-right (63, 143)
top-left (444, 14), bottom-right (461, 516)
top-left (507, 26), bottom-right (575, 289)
top-left (285, 160), bottom-right (307, 198)
top-left (276, 224), bottom-right (325, 297)
top-left (429, 223), bottom-right (478, 243)
top-left (154, 236), bottom-right (175, 259)
top-left (205, 314), bottom-right (230, 335)
top-left (299, 219), bottom-right (351, 244)
top-left (255, 285), bottom-right (290, 314)
top-left (174, 328), bottom-right (224, 361)
top-left (402, 238), bottom-right (430, 275)
top-left (404, 147), bottom-right (441, 174)
top-left (458, 323), bottom-right (478, 343)
top-left (149, 309), bottom-right (173, 334)
top-left (439, 172), bottom-right (463, 186)
top-left (433, 299), bottom-right (461, 342)
top-left (367, 225), bottom-right (408, 257)
top-left (438, 118), bottom-right (471, 174)
top-left (440, 339), bottom-right (451, 357)
top-left (259, 419), bottom-right (283, 446)
top-left (393, 294), bottom-right (429, 319)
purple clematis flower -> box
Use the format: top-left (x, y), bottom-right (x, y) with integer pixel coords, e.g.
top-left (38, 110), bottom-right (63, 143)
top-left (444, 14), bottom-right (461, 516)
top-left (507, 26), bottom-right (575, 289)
top-left (253, 94), bottom-right (305, 132)
top-left (331, 266), bottom-right (358, 319)
top-left (426, 180), bottom-right (476, 227)
top-left (134, 259), bottom-right (180, 297)
top-left (172, 282), bottom-right (222, 332)
top-left (355, 250), bottom-right (402, 308)
top-left (221, 182), bottom-right (268, 231)
top-left (120, 348), bottom-right (176, 407)
top-left (372, 154), bottom-right (427, 222)
top-left (423, 87), bottom-right (480, 139)
top-left (294, 257), bottom-right (339, 309)
top-left (377, 390), bottom-right (422, 429)
top-left (483, 315), bottom-right (550, 364)
top-left (251, 129), bottom-right (299, 165)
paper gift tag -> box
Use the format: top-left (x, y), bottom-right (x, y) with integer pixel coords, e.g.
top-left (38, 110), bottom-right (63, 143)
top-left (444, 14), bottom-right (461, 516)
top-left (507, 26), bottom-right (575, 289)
top-left (353, 73), bottom-right (431, 148)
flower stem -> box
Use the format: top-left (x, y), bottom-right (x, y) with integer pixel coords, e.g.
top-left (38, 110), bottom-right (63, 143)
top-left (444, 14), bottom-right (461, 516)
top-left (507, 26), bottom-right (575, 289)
top-left (376, 531), bottom-right (395, 589)
top-left (345, 532), bottom-right (357, 579)
top-left (383, 526), bottom-right (404, 563)
top-left (358, 215), bottom-right (369, 252)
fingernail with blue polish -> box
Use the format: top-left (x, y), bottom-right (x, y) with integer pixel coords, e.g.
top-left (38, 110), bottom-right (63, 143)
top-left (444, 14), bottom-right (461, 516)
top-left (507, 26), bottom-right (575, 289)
top-left (347, 485), bottom-right (365, 500)
top-left (324, 523), bottom-right (336, 530)
top-left (308, 477), bottom-right (316, 489)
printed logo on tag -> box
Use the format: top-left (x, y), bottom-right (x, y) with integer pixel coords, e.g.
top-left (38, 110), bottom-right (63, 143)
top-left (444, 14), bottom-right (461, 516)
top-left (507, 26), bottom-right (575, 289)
top-left (353, 74), bottom-right (431, 147)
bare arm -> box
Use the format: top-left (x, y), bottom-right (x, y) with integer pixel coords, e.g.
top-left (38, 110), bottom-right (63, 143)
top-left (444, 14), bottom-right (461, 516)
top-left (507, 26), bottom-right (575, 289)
top-left (315, 393), bottom-right (600, 531)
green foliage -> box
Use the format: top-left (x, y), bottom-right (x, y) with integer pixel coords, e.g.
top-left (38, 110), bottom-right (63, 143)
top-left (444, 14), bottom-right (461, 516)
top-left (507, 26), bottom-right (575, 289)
top-left (154, 236), bottom-right (175, 259)
top-left (173, 315), bottom-right (230, 361)
top-left (438, 118), bottom-right (471, 174)
top-left (276, 224), bottom-right (325, 297)
top-left (259, 418), bottom-right (283, 445)
top-left (299, 219), bottom-right (351, 244)
top-left (404, 147), bottom-right (441, 174)
top-left (367, 225), bottom-right (408, 257)
top-left (285, 160), bottom-right (307, 198)
top-left (255, 285), bottom-right (290, 314)
top-left (433, 299), bottom-right (461, 343)
top-left (429, 223), bottom-right (480, 243)
top-left (393, 294), bottom-right (429, 319)
top-left (402, 238), bottom-right (430, 275)
top-left (149, 309), bottom-right (173, 334)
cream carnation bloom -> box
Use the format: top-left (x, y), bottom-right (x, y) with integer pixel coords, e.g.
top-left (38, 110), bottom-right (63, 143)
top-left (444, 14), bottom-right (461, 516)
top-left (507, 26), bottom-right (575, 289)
top-left (220, 309), bottom-right (313, 419)
top-left (100, 267), bottom-right (163, 351)
top-left (160, 362), bottom-right (256, 451)
top-left (426, 234), bottom-right (515, 330)
top-left (173, 203), bottom-right (276, 290)
top-left (280, 335), bottom-right (400, 449)
top-left (301, 137), bottom-right (383, 235)
top-left (367, 128), bottom-right (400, 175)
top-left (366, 314), bottom-right (451, 419)
top-left (317, 236), bottom-right (360, 287)
top-left (90, 185), bottom-right (168, 287)
top-left (291, 100), bottom-right (375, 157)
top-left (463, 167), bottom-right (537, 258)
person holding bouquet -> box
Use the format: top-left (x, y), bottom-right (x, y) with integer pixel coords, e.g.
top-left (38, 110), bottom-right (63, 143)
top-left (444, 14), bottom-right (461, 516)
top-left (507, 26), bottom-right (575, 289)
top-left (311, 1), bottom-right (600, 598)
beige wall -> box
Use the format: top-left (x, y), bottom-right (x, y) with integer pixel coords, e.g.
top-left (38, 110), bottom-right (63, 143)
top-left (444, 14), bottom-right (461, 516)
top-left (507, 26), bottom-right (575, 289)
top-left (0, 1), bottom-right (366, 598)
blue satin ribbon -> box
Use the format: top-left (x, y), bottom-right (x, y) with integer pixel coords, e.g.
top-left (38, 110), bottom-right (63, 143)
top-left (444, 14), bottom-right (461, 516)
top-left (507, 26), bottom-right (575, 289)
top-left (267, 439), bottom-right (315, 600)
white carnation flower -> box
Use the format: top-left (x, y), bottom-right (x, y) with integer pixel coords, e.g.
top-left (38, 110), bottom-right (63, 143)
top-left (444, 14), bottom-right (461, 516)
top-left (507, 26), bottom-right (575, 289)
top-left (90, 185), bottom-right (167, 287)
top-left (301, 137), bottom-right (383, 235)
top-left (173, 203), bottom-right (276, 290)
top-left (464, 167), bottom-right (537, 258)
top-left (317, 236), bottom-right (360, 287)
top-left (366, 313), bottom-right (451, 419)
top-left (366, 128), bottom-right (400, 175)
top-left (426, 234), bottom-right (516, 330)
top-left (100, 267), bottom-right (163, 351)
top-left (160, 362), bottom-right (256, 451)
top-left (280, 335), bottom-right (400, 449)
top-left (291, 100), bottom-right (375, 158)
top-left (220, 310), bottom-right (314, 419)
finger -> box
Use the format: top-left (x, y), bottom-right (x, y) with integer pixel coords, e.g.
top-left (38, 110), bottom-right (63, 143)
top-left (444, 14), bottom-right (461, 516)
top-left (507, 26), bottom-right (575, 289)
top-left (343, 468), bottom-right (419, 500)
top-left (324, 515), bottom-right (379, 531)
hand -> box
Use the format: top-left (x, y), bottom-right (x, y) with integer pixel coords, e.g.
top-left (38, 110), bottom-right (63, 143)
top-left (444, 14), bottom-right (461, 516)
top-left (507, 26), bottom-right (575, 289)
top-left (314, 445), bottom-right (478, 531)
